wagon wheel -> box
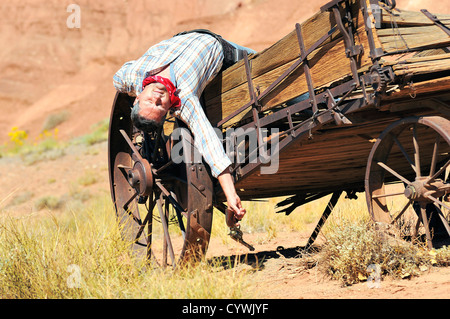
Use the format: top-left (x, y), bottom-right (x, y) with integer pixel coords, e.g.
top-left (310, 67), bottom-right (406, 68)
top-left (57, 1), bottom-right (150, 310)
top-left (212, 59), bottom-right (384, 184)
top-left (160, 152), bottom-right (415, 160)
top-left (365, 116), bottom-right (450, 249)
top-left (108, 92), bottom-right (213, 267)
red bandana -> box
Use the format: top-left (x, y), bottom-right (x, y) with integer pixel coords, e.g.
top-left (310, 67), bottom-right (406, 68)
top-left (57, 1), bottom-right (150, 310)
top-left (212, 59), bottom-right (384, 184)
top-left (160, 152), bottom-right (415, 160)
top-left (142, 75), bottom-right (181, 108)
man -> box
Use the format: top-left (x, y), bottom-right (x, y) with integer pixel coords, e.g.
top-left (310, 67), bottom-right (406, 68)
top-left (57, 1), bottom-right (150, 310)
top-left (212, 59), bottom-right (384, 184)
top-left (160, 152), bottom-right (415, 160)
top-left (113, 31), bottom-right (256, 228)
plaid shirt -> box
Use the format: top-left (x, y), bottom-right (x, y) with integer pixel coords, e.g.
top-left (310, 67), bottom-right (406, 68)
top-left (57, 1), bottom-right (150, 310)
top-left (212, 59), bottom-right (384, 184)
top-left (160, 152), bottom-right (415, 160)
top-left (113, 33), bottom-right (231, 177)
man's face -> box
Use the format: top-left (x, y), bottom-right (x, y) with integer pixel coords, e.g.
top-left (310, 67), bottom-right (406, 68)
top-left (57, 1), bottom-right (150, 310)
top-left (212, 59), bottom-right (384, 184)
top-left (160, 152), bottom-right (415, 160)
top-left (135, 82), bottom-right (172, 123)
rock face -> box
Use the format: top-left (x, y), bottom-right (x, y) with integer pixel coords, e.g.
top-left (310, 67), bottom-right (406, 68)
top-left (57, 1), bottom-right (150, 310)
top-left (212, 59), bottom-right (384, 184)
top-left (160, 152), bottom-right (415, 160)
top-left (0, 0), bottom-right (447, 141)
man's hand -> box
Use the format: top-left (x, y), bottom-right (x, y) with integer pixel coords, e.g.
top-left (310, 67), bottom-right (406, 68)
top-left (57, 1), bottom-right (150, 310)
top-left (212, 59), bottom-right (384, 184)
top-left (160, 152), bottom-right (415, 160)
top-left (218, 168), bottom-right (246, 228)
top-left (225, 194), bottom-right (246, 228)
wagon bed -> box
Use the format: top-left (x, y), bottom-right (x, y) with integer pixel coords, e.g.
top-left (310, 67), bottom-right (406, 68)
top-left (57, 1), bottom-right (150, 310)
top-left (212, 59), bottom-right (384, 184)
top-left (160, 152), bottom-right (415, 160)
top-left (201, 0), bottom-right (450, 200)
top-left (108, 0), bottom-right (450, 266)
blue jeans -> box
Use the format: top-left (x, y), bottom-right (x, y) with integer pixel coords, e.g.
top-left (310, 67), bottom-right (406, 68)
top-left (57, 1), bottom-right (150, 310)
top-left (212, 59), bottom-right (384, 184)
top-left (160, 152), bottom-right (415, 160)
top-left (226, 40), bottom-right (257, 55)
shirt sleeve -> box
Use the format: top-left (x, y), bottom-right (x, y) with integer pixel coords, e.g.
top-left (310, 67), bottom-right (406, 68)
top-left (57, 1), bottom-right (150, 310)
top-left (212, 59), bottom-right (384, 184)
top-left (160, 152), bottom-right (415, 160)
top-left (113, 60), bottom-right (141, 96)
top-left (178, 96), bottom-right (232, 178)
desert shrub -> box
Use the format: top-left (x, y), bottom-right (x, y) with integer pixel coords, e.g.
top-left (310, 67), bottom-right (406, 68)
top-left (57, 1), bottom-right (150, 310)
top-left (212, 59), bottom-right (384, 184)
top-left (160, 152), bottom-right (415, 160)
top-left (74, 119), bottom-right (109, 146)
top-left (34, 195), bottom-right (64, 211)
top-left (321, 219), bottom-right (449, 286)
top-left (76, 169), bottom-right (99, 187)
top-left (42, 111), bottom-right (71, 131)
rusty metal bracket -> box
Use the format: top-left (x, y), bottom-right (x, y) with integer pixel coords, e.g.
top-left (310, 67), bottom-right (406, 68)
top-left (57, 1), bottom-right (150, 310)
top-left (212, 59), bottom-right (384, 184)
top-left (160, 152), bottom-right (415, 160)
top-left (331, 4), bottom-right (362, 85)
top-left (216, 54), bottom-right (259, 128)
top-left (322, 0), bottom-right (395, 12)
top-left (320, 0), bottom-right (346, 12)
top-left (325, 89), bottom-right (352, 125)
top-left (187, 209), bottom-right (211, 253)
top-left (242, 54), bottom-right (266, 158)
top-left (421, 9), bottom-right (450, 37)
top-left (295, 23), bottom-right (319, 115)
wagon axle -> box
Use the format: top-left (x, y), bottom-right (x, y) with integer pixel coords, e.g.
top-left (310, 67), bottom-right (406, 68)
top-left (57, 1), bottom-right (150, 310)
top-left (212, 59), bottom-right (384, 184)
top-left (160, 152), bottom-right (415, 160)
top-left (126, 160), bottom-right (153, 196)
top-left (403, 178), bottom-right (448, 202)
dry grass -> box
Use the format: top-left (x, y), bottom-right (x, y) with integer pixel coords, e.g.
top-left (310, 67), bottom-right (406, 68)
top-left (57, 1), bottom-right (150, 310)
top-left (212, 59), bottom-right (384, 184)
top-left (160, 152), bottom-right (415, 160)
top-left (0, 141), bottom-right (448, 297)
top-left (0, 195), bottom-right (252, 299)
top-left (0, 191), bottom-right (448, 298)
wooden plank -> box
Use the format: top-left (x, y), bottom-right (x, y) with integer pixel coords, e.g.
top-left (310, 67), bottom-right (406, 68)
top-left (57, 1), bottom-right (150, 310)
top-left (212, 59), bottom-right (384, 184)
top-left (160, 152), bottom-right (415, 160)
top-left (204, 37), bottom-right (351, 127)
top-left (381, 52), bottom-right (450, 66)
top-left (377, 25), bottom-right (450, 38)
top-left (377, 25), bottom-right (450, 52)
top-left (381, 8), bottom-right (450, 27)
top-left (234, 122), bottom-right (389, 197)
top-left (383, 76), bottom-right (450, 101)
top-left (393, 59), bottom-right (450, 76)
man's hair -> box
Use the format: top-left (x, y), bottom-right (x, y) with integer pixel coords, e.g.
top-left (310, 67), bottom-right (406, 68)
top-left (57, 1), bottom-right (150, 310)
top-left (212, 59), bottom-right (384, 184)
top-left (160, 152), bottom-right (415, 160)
top-left (131, 101), bottom-right (164, 132)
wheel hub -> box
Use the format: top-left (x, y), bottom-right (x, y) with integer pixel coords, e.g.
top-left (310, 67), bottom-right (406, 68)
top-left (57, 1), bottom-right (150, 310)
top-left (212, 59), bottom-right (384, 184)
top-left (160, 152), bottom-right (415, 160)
top-left (127, 160), bottom-right (153, 196)
top-left (404, 178), bottom-right (446, 202)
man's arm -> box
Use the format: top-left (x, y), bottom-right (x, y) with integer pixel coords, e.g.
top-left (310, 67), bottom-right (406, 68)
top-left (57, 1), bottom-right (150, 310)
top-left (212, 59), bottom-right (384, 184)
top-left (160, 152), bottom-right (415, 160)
top-left (180, 96), bottom-right (232, 178)
top-left (179, 96), bottom-right (245, 227)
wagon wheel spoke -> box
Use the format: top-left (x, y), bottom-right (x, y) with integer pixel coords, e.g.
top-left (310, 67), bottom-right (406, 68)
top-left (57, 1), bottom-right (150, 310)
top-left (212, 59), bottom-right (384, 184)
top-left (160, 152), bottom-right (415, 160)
top-left (419, 202), bottom-right (433, 249)
top-left (412, 124), bottom-right (421, 177)
top-left (392, 134), bottom-right (415, 172)
top-left (372, 191), bottom-right (405, 199)
top-left (391, 200), bottom-right (412, 224)
top-left (426, 159), bottom-right (450, 184)
top-left (376, 161), bottom-right (411, 185)
top-left (135, 192), bottom-right (155, 243)
top-left (155, 192), bottom-right (176, 268)
top-left (426, 194), bottom-right (450, 217)
top-left (123, 191), bottom-right (139, 212)
top-left (429, 134), bottom-right (440, 177)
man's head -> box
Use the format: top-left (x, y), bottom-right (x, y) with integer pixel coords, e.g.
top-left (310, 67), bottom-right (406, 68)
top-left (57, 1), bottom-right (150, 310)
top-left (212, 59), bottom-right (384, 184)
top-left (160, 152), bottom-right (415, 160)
top-left (131, 75), bottom-right (180, 132)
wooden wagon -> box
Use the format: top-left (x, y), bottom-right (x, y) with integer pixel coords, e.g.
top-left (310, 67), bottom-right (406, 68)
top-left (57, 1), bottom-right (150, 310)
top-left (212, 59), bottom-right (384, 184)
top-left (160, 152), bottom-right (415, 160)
top-left (108, 0), bottom-right (450, 267)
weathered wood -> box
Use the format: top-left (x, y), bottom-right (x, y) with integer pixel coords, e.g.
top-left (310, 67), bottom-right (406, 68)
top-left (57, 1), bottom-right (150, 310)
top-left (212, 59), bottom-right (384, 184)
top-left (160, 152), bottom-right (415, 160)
top-left (381, 8), bottom-right (450, 27)
top-left (393, 59), bottom-right (450, 76)
top-left (233, 106), bottom-right (445, 199)
top-left (203, 0), bottom-right (374, 128)
top-left (203, 9), bottom-right (340, 103)
top-left (384, 76), bottom-right (450, 101)
top-left (235, 118), bottom-right (397, 198)
top-left (202, 0), bottom-right (450, 133)
top-left (381, 52), bottom-right (450, 67)
top-left (377, 25), bottom-right (450, 52)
